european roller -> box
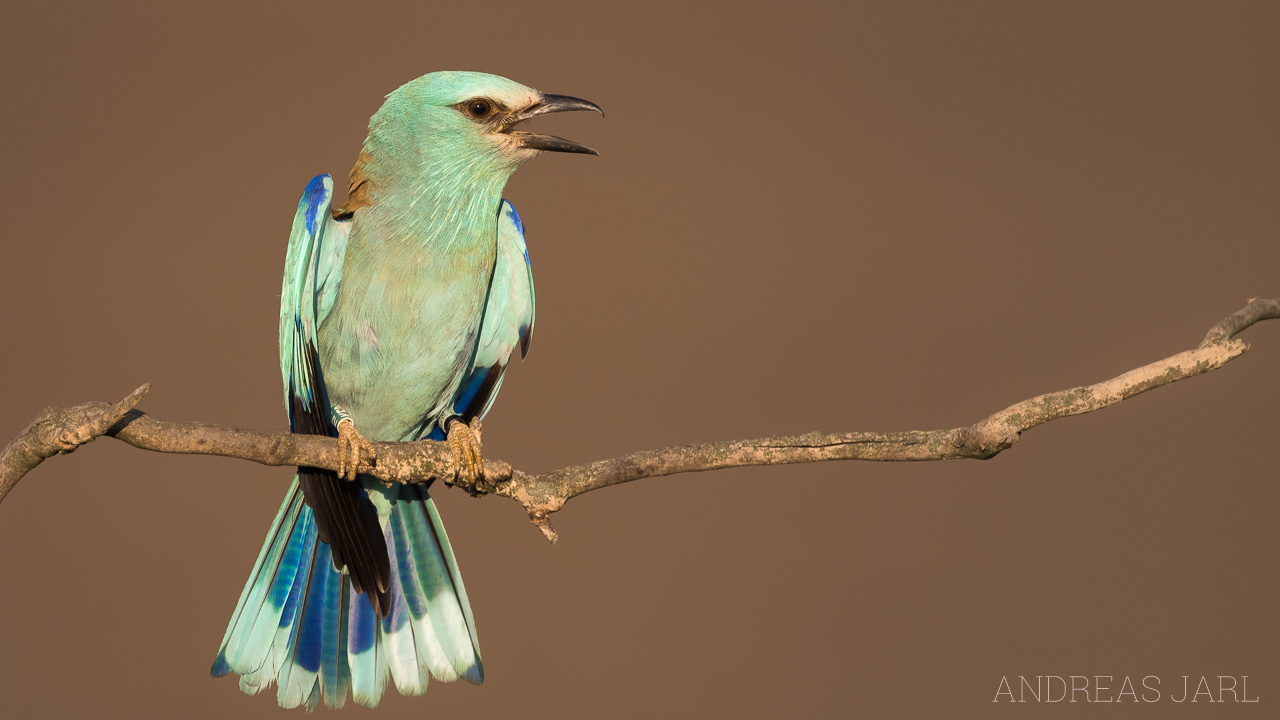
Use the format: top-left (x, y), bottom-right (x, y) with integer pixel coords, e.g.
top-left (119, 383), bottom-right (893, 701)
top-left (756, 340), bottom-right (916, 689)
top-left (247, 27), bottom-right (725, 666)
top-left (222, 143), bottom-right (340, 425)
top-left (210, 71), bottom-right (600, 709)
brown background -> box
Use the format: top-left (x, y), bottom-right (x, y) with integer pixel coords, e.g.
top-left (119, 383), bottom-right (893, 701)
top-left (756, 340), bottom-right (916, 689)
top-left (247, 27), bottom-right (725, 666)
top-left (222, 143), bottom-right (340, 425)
top-left (1, 1), bottom-right (1276, 718)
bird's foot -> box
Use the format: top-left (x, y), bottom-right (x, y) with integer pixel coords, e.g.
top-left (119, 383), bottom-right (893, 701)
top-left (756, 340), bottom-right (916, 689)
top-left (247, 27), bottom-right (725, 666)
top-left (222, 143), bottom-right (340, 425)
top-left (336, 418), bottom-right (376, 481)
top-left (445, 417), bottom-right (489, 496)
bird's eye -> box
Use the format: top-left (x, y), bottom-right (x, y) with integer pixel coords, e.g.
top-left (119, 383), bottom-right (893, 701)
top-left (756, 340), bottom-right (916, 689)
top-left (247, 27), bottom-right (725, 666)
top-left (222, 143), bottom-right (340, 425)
top-left (464, 98), bottom-right (495, 120)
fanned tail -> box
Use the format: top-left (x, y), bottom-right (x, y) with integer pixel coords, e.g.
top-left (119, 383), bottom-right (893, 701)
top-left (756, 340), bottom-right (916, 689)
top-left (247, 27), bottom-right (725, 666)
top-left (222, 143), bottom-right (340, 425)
top-left (212, 477), bottom-right (483, 709)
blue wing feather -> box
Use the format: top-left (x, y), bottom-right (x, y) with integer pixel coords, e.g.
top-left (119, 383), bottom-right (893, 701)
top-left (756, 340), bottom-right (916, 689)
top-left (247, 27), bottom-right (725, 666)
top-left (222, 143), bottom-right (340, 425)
top-left (276, 176), bottom-right (392, 617)
top-left (280, 174), bottom-right (348, 430)
top-left (449, 200), bottom-right (536, 425)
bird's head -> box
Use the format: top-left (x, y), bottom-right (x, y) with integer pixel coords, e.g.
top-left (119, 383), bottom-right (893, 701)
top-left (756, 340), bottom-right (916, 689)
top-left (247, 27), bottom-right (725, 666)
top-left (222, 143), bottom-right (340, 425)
top-left (370, 71), bottom-right (602, 176)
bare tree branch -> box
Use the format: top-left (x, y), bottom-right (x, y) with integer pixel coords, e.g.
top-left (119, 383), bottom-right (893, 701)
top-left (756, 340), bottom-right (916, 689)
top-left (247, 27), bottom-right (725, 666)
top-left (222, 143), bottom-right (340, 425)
top-left (3, 298), bottom-right (1276, 543)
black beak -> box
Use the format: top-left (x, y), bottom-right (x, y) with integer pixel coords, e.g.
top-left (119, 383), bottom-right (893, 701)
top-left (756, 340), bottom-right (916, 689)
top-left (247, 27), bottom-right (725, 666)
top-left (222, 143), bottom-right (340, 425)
top-left (503, 93), bottom-right (604, 156)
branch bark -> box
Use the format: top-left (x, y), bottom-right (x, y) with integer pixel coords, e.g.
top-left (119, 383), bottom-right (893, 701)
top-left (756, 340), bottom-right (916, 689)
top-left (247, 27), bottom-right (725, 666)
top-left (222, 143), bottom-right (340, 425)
top-left (3, 297), bottom-right (1276, 543)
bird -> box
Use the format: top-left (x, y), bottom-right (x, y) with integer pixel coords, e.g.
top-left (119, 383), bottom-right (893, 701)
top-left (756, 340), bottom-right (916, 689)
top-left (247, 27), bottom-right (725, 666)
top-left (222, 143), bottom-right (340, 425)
top-left (210, 71), bottom-right (601, 710)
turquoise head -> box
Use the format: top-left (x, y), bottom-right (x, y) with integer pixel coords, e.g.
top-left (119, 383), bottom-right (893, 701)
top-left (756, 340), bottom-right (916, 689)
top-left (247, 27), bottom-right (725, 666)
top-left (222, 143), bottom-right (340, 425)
top-left (361, 71), bottom-right (601, 189)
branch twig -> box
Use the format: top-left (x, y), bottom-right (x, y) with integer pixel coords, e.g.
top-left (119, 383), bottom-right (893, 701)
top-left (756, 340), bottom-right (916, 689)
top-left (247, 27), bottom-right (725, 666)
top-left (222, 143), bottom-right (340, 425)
top-left (3, 298), bottom-right (1276, 543)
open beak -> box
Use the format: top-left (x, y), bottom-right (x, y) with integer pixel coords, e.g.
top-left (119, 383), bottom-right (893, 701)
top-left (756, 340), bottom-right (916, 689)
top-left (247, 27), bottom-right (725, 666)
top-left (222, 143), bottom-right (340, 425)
top-left (501, 93), bottom-right (604, 155)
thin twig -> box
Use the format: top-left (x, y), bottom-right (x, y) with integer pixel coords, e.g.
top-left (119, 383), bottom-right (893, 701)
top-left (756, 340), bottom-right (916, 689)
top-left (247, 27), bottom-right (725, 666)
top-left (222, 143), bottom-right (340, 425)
top-left (1, 297), bottom-right (1275, 543)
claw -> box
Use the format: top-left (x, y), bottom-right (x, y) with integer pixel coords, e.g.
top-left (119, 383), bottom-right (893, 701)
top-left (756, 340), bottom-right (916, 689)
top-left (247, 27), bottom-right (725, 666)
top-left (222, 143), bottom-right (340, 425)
top-left (446, 418), bottom-right (487, 495)
top-left (336, 418), bottom-right (376, 481)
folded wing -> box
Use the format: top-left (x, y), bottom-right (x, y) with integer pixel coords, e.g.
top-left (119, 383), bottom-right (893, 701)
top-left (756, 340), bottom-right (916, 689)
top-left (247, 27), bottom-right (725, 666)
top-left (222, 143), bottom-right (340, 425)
top-left (449, 200), bottom-right (536, 425)
top-left (278, 174), bottom-right (391, 616)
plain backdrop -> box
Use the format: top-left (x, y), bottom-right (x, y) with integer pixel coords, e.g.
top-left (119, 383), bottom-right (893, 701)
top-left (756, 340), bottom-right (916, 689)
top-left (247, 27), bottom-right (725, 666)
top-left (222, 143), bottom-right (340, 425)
top-left (1, 1), bottom-right (1276, 718)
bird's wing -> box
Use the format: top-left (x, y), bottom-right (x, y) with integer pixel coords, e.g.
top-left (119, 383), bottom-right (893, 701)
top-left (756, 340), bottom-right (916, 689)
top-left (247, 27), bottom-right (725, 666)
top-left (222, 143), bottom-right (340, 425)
top-left (448, 200), bottom-right (536, 425)
top-left (279, 174), bottom-right (392, 617)
top-left (279, 174), bottom-right (348, 424)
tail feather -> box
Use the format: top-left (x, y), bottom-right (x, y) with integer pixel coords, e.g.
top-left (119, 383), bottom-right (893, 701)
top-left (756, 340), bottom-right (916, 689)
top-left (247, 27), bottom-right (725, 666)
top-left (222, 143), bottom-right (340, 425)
top-left (318, 564), bottom-right (350, 708)
top-left (211, 488), bottom-right (291, 677)
top-left (383, 528), bottom-right (432, 693)
top-left (213, 482), bottom-right (307, 679)
top-left (214, 476), bottom-right (481, 708)
top-left (389, 504), bottom-right (457, 682)
top-left (346, 580), bottom-right (387, 707)
top-left (247, 509), bottom-right (313, 673)
top-left (401, 487), bottom-right (483, 683)
top-left (239, 520), bottom-right (312, 697)
top-left (276, 534), bottom-right (324, 709)
top-left (419, 487), bottom-right (483, 682)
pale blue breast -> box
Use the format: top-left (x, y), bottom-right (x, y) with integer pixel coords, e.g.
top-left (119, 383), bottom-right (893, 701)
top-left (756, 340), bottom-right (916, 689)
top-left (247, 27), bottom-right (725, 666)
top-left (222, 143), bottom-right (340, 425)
top-left (317, 203), bottom-right (498, 443)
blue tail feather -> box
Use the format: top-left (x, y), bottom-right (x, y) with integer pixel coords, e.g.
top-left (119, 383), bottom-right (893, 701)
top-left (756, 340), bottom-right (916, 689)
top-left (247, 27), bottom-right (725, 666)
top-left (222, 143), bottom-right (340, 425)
top-left (278, 522), bottom-right (325, 708)
top-left (215, 482), bottom-right (307, 684)
top-left (400, 489), bottom-right (481, 682)
top-left (389, 504), bottom-right (456, 681)
top-left (421, 489), bottom-right (483, 682)
top-left (383, 526), bottom-right (428, 694)
top-left (275, 523), bottom-right (320, 708)
top-left (214, 476), bottom-right (481, 708)
top-left (318, 562), bottom-right (350, 708)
